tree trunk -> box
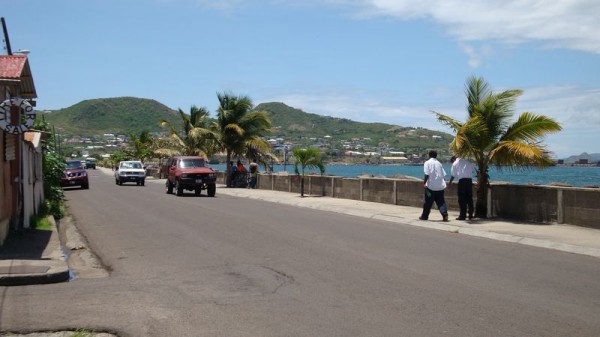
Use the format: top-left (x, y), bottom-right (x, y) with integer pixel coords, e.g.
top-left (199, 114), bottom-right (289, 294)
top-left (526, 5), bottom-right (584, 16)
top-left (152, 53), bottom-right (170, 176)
top-left (475, 166), bottom-right (489, 218)
top-left (225, 151), bottom-right (232, 187)
top-left (300, 176), bottom-right (305, 197)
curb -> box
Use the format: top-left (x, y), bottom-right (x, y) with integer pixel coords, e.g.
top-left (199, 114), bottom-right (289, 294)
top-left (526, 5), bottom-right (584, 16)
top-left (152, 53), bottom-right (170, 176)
top-left (0, 261), bottom-right (70, 286)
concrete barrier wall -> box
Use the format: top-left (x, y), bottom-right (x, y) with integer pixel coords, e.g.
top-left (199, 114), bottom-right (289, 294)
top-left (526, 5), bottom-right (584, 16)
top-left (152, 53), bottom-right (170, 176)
top-left (334, 178), bottom-right (361, 200)
top-left (307, 175), bottom-right (331, 197)
top-left (395, 180), bottom-right (425, 208)
top-left (562, 188), bottom-right (600, 229)
top-left (492, 184), bottom-right (558, 223)
top-left (362, 178), bottom-right (395, 205)
top-left (215, 171), bottom-right (600, 229)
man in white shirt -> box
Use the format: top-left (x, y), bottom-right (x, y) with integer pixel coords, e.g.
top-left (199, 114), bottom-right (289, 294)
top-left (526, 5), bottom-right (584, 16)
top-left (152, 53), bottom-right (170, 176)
top-left (419, 150), bottom-right (449, 222)
top-left (449, 156), bottom-right (474, 220)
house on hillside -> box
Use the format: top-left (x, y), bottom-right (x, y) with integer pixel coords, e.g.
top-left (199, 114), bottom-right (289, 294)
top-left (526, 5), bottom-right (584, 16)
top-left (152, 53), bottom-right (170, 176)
top-left (0, 54), bottom-right (40, 245)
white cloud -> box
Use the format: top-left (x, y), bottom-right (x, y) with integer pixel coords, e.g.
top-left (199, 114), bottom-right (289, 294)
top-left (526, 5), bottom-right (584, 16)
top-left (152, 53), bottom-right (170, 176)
top-left (518, 86), bottom-right (600, 127)
top-left (458, 42), bottom-right (493, 68)
top-left (259, 83), bottom-right (600, 158)
top-left (334, 0), bottom-right (600, 59)
top-left (169, 0), bottom-right (600, 54)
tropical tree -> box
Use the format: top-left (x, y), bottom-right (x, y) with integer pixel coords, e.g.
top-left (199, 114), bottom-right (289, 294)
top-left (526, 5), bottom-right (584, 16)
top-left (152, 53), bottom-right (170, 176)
top-left (292, 147), bottom-right (325, 197)
top-left (435, 76), bottom-right (562, 218)
top-left (216, 91), bottom-right (272, 187)
top-left (33, 118), bottom-right (66, 219)
top-left (127, 130), bottom-right (154, 163)
top-left (152, 137), bottom-right (179, 178)
top-left (244, 143), bottom-right (279, 172)
top-left (159, 105), bottom-right (218, 157)
top-left (109, 149), bottom-right (130, 169)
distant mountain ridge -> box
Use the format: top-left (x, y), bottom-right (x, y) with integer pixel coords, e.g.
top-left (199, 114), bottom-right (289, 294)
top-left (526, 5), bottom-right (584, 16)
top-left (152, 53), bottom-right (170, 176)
top-left (39, 97), bottom-right (455, 152)
top-left (256, 102), bottom-right (454, 150)
top-left (563, 152), bottom-right (600, 163)
top-left (39, 97), bottom-right (592, 160)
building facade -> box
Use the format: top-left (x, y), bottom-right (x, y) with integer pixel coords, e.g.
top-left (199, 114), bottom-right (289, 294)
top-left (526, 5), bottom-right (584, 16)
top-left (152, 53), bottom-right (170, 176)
top-left (0, 54), bottom-right (39, 245)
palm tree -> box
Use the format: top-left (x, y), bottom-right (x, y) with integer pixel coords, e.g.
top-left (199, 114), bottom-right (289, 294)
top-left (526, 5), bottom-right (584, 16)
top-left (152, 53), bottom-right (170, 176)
top-left (152, 137), bottom-right (180, 179)
top-left (127, 130), bottom-right (154, 163)
top-left (292, 147), bottom-right (325, 197)
top-left (244, 143), bottom-right (279, 171)
top-left (435, 76), bottom-right (562, 218)
top-left (159, 105), bottom-right (218, 157)
top-left (216, 91), bottom-right (272, 187)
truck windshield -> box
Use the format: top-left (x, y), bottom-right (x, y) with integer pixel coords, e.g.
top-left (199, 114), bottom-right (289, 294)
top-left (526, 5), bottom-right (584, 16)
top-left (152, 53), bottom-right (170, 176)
top-left (180, 159), bottom-right (206, 168)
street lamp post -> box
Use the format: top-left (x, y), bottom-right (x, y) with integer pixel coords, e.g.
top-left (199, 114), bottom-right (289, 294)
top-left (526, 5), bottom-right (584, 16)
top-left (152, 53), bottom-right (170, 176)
top-left (283, 145), bottom-right (289, 172)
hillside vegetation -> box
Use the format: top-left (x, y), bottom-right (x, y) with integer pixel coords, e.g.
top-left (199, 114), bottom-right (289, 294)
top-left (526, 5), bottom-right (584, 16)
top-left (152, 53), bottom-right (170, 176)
top-left (41, 97), bottom-right (181, 136)
top-left (257, 102), bottom-right (453, 151)
top-left (39, 97), bottom-right (453, 153)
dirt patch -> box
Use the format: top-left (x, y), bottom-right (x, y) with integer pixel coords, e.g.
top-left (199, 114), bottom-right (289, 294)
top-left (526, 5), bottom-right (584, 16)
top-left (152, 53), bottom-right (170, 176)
top-left (57, 215), bottom-right (110, 279)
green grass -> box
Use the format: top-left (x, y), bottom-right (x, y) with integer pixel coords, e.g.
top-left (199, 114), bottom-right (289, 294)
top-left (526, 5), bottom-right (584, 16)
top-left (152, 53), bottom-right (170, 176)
top-left (70, 329), bottom-right (96, 337)
top-left (30, 214), bottom-right (53, 231)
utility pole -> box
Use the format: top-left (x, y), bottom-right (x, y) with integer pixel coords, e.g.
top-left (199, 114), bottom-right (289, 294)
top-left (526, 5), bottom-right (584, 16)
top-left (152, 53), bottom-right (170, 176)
top-left (1, 17), bottom-right (13, 55)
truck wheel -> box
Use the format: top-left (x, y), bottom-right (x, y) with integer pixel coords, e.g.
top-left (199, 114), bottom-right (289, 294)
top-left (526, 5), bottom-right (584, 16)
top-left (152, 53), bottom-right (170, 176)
top-left (176, 180), bottom-right (184, 196)
top-left (207, 184), bottom-right (216, 197)
top-left (141, 180), bottom-right (145, 186)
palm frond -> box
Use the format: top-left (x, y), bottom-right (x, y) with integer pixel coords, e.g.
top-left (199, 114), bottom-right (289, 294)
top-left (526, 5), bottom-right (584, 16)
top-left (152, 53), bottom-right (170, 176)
top-left (489, 141), bottom-right (554, 168)
top-left (433, 111), bottom-right (462, 133)
top-left (502, 112), bottom-right (562, 143)
top-left (465, 76), bottom-right (491, 116)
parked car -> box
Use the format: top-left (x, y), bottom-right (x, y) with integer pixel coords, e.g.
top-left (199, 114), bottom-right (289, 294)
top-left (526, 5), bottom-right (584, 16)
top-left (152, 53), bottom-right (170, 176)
top-left (61, 160), bottom-right (89, 189)
top-left (165, 156), bottom-right (216, 196)
top-left (85, 157), bottom-right (97, 169)
top-left (114, 160), bottom-right (146, 186)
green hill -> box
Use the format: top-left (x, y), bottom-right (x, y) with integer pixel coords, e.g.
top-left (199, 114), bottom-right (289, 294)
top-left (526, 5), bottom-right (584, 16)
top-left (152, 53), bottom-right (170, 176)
top-left (256, 102), bottom-right (453, 152)
top-left (40, 97), bottom-right (181, 136)
top-left (39, 97), bottom-right (453, 154)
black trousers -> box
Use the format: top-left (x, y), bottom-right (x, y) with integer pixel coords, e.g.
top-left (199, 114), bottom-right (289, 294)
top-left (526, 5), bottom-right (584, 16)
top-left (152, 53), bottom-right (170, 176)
top-left (457, 178), bottom-right (474, 218)
top-left (421, 188), bottom-right (448, 219)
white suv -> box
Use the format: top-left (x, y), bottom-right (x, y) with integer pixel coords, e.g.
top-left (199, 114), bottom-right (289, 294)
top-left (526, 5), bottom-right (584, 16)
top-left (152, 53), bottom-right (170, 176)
top-left (115, 160), bottom-right (146, 186)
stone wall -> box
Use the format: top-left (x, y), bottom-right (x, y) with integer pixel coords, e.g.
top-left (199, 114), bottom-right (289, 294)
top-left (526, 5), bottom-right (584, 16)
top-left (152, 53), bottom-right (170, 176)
top-left (215, 171), bottom-right (600, 229)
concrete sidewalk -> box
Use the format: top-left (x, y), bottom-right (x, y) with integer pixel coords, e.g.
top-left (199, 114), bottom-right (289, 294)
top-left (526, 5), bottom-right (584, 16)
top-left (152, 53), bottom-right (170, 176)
top-left (0, 216), bottom-right (69, 286)
top-left (214, 184), bottom-right (600, 259)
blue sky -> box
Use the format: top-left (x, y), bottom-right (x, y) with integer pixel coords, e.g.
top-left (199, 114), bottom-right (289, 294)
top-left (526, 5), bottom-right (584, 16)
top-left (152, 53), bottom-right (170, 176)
top-left (5, 0), bottom-right (600, 158)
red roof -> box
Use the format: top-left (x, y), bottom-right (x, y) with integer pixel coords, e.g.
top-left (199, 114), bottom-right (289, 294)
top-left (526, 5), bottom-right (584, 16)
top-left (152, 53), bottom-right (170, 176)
top-left (0, 55), bottom-right (27, 79)
top-left (0, 55), bottom-right (37, 100)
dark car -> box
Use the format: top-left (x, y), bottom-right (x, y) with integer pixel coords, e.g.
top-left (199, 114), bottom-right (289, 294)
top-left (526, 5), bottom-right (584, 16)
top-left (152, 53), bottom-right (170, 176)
top-left (165, 156), bottom-right (216, 196)
top-left (85, 157), bottom-right (97, 169)
top-left (62, 160), bottom-right (89, 189)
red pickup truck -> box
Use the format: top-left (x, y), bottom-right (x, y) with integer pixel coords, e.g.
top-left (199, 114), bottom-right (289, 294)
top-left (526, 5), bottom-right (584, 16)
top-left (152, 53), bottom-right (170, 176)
top-left (165, 156), bottom-right (217, 197)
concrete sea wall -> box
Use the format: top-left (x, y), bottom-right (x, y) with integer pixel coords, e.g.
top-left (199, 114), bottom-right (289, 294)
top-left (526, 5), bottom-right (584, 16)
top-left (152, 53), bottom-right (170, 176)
top-left (215, 172), bottom-right (600, 229)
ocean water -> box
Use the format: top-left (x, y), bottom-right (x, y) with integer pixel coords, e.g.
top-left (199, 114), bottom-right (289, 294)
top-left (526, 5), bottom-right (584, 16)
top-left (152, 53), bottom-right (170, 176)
top-left (211, 163), bottom-right (600, 188)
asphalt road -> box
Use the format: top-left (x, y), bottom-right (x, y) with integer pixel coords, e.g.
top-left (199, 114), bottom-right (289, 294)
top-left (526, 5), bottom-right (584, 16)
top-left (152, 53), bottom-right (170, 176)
top-left (1, 170), bottom-right (599, 336)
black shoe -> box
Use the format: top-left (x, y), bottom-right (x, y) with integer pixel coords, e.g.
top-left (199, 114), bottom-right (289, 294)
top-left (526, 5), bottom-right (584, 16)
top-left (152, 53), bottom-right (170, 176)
top-left (468, 214), bottom-right (474, 220)
top-left (442, 215), bottom-right (449, 222)
top-left (419, 216), bottom-right (428, 221)
top-left (456, 217), bottom-right (466, 220)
